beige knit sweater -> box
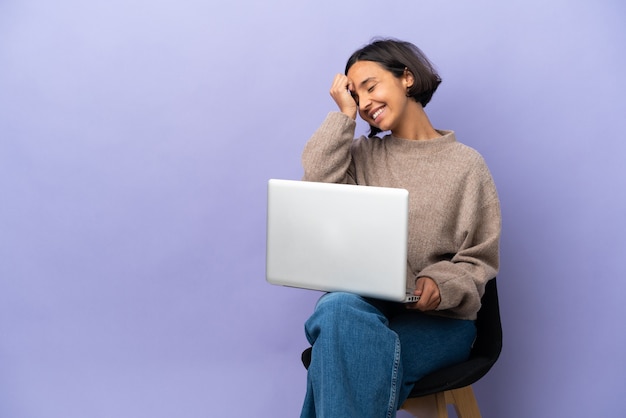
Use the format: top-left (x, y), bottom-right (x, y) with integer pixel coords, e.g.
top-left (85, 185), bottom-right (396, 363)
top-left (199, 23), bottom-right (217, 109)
top-left (302, 112), bottom-right (501, 320)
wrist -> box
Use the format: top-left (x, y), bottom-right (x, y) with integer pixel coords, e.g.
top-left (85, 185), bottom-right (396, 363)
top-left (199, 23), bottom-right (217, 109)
top-left (341, 109), bottom-right (357, 120)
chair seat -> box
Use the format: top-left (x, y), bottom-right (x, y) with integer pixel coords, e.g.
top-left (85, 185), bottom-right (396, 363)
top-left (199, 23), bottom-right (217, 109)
top-left (408, 356), bottom-right (495, 398)
top-left (301, 347), bottom-right (495, 399)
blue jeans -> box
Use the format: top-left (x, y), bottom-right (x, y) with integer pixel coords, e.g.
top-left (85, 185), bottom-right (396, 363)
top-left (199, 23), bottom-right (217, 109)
top-left (300, 292), bottom-right (477, 418)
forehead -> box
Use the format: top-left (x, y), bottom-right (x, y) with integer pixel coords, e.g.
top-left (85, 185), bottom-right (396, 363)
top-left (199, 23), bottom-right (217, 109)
top-left (347, 61), bottom-right (389, 86)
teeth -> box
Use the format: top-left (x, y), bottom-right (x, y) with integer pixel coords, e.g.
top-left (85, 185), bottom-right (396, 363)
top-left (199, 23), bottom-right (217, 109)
top-left (372, 108), bottom-right (384, 119)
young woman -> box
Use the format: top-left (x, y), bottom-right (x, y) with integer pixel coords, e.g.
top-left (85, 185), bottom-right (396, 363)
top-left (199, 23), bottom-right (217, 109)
top-left (299, 38), bottom-right (501, 418)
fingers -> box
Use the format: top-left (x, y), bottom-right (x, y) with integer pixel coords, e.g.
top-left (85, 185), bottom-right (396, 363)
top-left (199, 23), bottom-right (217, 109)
top-left (329, 74), bottom-right (357, 119)
top-left (406, 277), bottom-right (441, 311)
top-left (330, 73), bottom-right (351, 96)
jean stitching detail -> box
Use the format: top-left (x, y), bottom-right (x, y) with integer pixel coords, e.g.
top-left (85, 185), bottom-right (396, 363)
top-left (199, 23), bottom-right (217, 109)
top-left (386, 337), bottom-right (401, 418)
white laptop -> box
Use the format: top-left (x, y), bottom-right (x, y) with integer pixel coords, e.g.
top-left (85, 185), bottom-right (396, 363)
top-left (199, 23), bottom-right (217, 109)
top-left (265, 179), bottom-right (419, 303)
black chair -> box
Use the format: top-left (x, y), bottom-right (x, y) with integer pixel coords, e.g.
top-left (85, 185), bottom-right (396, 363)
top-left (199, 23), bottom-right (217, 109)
top-left (301, 278), bottom-right (502, 418)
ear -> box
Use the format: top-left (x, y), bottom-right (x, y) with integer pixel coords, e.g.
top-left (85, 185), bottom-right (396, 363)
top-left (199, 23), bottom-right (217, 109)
top-left (403, 67), bottom-right (415, 89)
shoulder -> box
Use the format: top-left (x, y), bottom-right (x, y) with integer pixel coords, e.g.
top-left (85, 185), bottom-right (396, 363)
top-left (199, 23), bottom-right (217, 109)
top-left (445, 139), bottom-right (492, 174)
top-left (442, 132), bottom-right (484, 161)
top-left (439, 134), bottom-right (498, 195)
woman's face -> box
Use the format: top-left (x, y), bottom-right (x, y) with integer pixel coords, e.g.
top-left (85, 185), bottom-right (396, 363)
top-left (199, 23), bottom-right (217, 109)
top-left (347, 60), bottom-right (413, 134)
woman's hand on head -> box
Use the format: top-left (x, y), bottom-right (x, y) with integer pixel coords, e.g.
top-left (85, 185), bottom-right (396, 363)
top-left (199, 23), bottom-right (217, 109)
top-left (330, 74), bottom-right (357, 120)
top-left (407, 277), bottom-right (441, 311)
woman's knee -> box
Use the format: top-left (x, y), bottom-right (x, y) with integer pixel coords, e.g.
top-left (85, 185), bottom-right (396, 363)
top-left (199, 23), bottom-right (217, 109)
top-left (305, 292), bottom-right (388, 340)
top-left (314, 292), bottom-right (389, 320)
top-left (308, 292), bottom-right (366, 326)
top-left (305, 293), bottom-right (398, 353)
top-left (316, 291), bottom-right (363, 310)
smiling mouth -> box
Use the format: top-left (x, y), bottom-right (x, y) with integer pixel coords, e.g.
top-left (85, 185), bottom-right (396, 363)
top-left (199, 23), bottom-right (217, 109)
top-left (371, 107), bottom-right (385, 121)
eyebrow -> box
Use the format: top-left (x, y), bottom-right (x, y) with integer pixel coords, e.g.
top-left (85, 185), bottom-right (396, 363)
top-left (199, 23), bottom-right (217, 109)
top-left (349, 77), bottom-right (377, 99)
top-left (357, 77), bottom-right (377, 88)
top-left (350, 77), bottom-right (376, 97)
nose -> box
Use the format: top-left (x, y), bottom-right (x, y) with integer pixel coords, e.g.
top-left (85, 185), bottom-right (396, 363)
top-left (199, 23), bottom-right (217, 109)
top-left (358, 94), bottom-right (371, 112)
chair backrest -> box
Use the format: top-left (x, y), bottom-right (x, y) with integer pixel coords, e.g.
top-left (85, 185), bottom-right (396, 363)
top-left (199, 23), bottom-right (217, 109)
top-left (471, 277), bottom-right (502, 362)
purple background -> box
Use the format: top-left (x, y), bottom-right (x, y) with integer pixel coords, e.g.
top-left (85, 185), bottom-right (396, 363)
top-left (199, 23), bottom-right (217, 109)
top-left (1, 1), bottom-right (625, 417)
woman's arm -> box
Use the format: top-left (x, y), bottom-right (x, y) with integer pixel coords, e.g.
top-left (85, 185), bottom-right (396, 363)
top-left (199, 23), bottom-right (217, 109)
top-left (301, 74), bottom-right (359, 184)
top-left (301, 112), bottom-right (358, 184)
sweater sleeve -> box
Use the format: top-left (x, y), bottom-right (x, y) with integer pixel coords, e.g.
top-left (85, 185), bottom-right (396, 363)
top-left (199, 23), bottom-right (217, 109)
top-left (301, 112), bottom-right (358, 184)
top-left (418, 172), bottom-right (501, 319)
top-left (421, 202), bottom-right (500, 318)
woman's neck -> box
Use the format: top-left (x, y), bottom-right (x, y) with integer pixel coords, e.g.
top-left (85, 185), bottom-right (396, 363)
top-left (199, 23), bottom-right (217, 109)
top-left (392, 104), bottom-right (440, 141)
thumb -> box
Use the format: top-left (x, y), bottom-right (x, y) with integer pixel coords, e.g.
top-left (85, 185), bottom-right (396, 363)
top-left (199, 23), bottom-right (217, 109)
top-left (414, 277), bottom-right (426, 295)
